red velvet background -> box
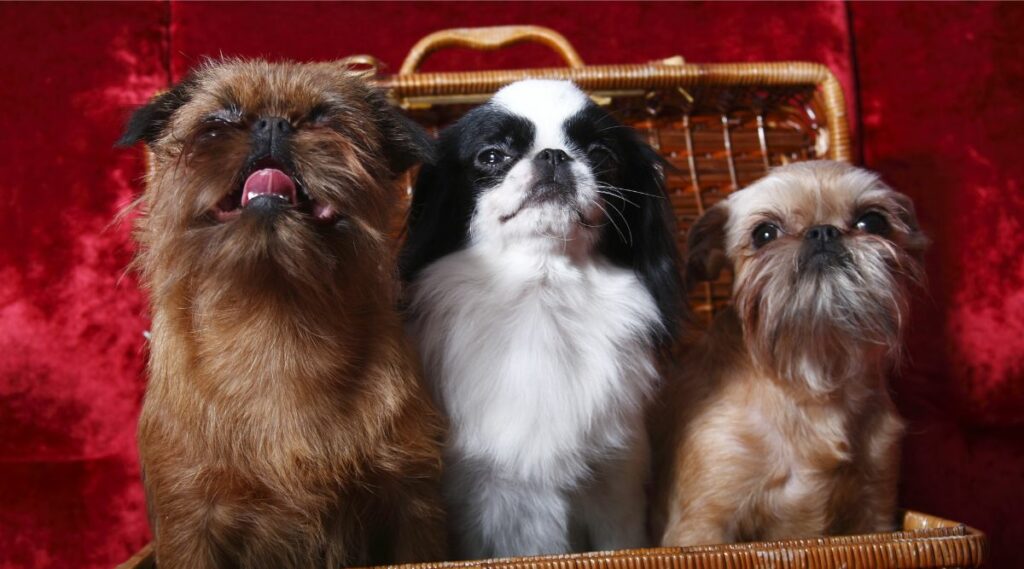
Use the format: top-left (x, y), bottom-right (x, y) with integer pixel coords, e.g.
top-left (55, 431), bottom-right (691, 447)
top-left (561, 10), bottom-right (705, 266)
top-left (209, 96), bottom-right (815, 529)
top-left (1, 2), bottom-right (1021, 567)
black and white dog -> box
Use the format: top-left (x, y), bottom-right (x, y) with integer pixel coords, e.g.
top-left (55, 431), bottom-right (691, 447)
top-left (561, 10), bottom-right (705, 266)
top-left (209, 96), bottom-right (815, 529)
top-left (401, 80), bottom-right (682, 558)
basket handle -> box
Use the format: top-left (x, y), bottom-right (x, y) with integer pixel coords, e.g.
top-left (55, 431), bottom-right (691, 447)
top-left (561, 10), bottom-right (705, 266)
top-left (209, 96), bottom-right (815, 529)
top-left (399, 25), bottom-right (585, 75)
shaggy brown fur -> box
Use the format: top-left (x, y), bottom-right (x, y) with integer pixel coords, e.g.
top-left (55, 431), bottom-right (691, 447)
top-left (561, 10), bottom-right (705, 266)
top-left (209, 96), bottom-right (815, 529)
top-left (119, 59), bottom-right (446, 568)
top-left (651, 161), bottom-right (927, 546)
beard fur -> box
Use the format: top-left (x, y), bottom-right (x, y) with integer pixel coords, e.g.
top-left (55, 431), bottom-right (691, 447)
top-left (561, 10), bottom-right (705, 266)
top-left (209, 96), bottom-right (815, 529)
top-left (735, 237), bottom-right (923, 395)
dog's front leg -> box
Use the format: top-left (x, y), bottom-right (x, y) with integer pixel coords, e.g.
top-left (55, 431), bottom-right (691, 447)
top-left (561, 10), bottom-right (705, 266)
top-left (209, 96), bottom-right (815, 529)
top-left (151, 511), bottom-right (225, 569)
top-left (836, 408), bottom-right (903, 534)
top-left (577, 434), bottom-right (651, 551)
top-left (447, 467), bottom-right (573, 559)
top-left (387, 477), bottom-right (449, 564)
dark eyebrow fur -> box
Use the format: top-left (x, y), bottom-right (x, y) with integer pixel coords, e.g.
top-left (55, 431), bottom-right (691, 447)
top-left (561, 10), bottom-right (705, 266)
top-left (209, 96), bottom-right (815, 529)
top-left (456, 109), bottom-right (535, 159)
top-left (564, 105), bottom-right (614, 145)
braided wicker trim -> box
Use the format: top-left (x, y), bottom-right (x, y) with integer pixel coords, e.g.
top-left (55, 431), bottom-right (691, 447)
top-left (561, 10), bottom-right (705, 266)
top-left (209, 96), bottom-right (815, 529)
top-left (376, 62), bottom-right (850, 162)
top-left (369, 513), bottom-right (985, 569)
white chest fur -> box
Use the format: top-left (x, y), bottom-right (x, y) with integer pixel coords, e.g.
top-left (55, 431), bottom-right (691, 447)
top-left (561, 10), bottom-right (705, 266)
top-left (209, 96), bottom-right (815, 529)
top-left (407, 244), bottom-right (660, 555)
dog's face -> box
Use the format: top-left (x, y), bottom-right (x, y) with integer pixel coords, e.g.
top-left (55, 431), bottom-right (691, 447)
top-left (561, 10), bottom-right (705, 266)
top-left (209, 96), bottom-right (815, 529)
top-left (688, 161), bottom-right (927, 392)
top-left (451, 80), bottom-right (611, 247)
top-left (402, 80), bottom-right (682, 341)
top-left (120, 59), bottom-right (431, 294)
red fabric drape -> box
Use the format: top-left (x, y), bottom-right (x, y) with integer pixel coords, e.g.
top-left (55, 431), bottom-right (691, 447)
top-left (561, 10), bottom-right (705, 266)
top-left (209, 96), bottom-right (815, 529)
top-left (1, 2), bottom-right (1020, 567)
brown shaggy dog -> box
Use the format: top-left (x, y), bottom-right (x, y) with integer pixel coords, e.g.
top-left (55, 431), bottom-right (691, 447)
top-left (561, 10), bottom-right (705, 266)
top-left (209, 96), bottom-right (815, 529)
top-left (651, 161), bottom-right (927, 546)
top-left (118, 59), bottom-right (446, 568)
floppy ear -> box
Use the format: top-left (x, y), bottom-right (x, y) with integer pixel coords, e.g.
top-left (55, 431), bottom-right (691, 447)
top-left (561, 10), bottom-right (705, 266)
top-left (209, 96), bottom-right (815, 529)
top-left (367, 90), bottom-right (436, 176)
top-left (398, 129), bottom-right (473, 283)
top-left (888, 190), bottom-right (930, 259)
top-left (685, 203), bottom-right (730, 288)
top-left (116, 79), bottom-right (195, 147)
top-left (601, 134), bottom-right (684, 344)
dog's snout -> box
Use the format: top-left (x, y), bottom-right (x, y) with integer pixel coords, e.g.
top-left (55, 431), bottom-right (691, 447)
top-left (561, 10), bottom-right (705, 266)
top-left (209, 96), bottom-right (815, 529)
top-left (532, 148), bottom-right (575, 188)
top-left (535, 148), bottom-right (571, 167)
top-left (253, 116), bottom-right (293, 137)
top-left (805, 225), bottom-right (841, 244)
top-left (251, 116), bottom-right (293, 163)
top-left (799, 224), bottom-right (848, 271)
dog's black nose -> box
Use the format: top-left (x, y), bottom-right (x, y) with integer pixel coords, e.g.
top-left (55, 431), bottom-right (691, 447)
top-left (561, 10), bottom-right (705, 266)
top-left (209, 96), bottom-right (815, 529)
top-left (253, 116), bottom-right (293, 137)
top-left (535, 148), bottom-right (571, 167)
top-left (805, 225), bottom-right (841, 243)
top-left (251, 116), bottom-right (294, 163)
top-left (799, 224), bottom-right (848, 271)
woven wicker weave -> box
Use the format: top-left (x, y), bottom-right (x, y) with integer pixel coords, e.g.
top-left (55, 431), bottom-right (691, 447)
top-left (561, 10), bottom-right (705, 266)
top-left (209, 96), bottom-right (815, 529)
top-left (117, 26), bottom-right (988, 569)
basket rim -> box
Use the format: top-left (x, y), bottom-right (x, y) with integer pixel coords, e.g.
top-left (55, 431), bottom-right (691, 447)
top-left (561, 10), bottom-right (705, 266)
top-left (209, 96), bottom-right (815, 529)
top-left (115, 510), bottom-right (987, 569)
top-left (362, 511), bottom-right (985, 569)
top-left (373, 60), bottom-right (851, 163)
top-left (379, 61), bottom-right (842, 92)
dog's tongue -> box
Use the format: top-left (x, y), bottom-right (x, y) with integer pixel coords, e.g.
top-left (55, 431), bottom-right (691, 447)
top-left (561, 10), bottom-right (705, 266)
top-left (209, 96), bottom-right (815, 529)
top-left (241, 168), bottom-right (297, 206)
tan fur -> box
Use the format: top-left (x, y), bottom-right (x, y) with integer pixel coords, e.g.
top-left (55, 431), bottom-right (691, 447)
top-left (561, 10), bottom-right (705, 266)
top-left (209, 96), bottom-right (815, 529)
top-left (651, 161), bottom-right (926, 546)
top-left (128, 60), bottom-right (445, 568)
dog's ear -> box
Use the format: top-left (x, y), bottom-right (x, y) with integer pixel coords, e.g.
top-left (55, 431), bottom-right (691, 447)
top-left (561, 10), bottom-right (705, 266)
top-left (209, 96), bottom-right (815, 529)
top-left (116, 79), bottom-right (195, 147)
top-left (686, 203), bottom-right (730, 287)
top-left (367, 90), bottom-right (436, 176)
top-left (888, 190), bottom-right (930, 260)
top-left (601, 132), bottom-right (684, 343)
top-left (399, 128), bottom-right (472, 284)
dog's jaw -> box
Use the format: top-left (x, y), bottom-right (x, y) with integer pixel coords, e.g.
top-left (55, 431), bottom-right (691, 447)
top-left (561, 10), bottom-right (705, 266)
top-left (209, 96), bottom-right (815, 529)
top-left (211, 157), bottom-right (340, 224)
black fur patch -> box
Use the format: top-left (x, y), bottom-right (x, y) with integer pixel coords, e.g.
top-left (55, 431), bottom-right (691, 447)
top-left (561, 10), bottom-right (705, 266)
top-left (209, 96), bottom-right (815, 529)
top-left (116, 76), bottom-right (196, 147)
top-left (566, 105), bottom-right (684, 344)
top-left (400, 106), bottom-right (535, 282)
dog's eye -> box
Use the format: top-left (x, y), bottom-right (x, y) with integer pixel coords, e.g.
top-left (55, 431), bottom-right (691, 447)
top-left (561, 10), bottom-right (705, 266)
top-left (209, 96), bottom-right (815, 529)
top-left (752, 222), bottom-right (780, 248)
top-left (587, 143), bottom-right (617, 166)
top-left (478, 148), bottom-right (509, 166)
top-left (308, 103), bottom-right (332, 124)
top-left (196, 113), bottom-right (240, 141)
top-left (202, 109), bottom-right (241, 126)
top-left (200, 117), bottom-right (234, 131)
top-left (855, 211), bottom-right (891, 235)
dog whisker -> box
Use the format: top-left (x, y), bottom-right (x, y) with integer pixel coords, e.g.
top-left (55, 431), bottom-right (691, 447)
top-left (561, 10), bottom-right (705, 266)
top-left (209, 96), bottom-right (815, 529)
top-left (596, 188), bottom-right (640, 208)
top-left (595, 181), bottom-right (664, 199)
top-left (592, 198), bottom-right (631, 246)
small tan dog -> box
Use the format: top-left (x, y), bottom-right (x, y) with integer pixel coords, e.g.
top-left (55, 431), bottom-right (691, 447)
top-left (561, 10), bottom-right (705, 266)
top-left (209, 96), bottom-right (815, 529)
top-left (651, 161), bottom-right (927, 546)
top-left (119, 59), bottom-right (445, 568)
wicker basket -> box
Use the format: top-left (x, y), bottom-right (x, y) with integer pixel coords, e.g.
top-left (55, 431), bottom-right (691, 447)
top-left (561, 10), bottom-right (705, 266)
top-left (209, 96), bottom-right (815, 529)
top-left (118, 26), bottom-right (987, 569)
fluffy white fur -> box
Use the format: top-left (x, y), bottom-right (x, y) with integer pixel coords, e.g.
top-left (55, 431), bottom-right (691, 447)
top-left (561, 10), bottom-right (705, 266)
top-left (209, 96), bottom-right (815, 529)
top-left (409, 247), bottom-right (659, 557)
top-left (406, 80), bottom-right (663, 558)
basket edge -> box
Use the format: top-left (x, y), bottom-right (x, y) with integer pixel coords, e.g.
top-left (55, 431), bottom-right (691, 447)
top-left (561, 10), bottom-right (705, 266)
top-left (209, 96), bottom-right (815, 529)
top-left (376, 61), bottom-right (850, 163)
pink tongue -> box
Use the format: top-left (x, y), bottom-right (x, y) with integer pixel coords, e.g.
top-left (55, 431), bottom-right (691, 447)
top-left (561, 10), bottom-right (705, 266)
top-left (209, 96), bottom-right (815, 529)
top-left (241, 168), bottom-right (296, 206)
